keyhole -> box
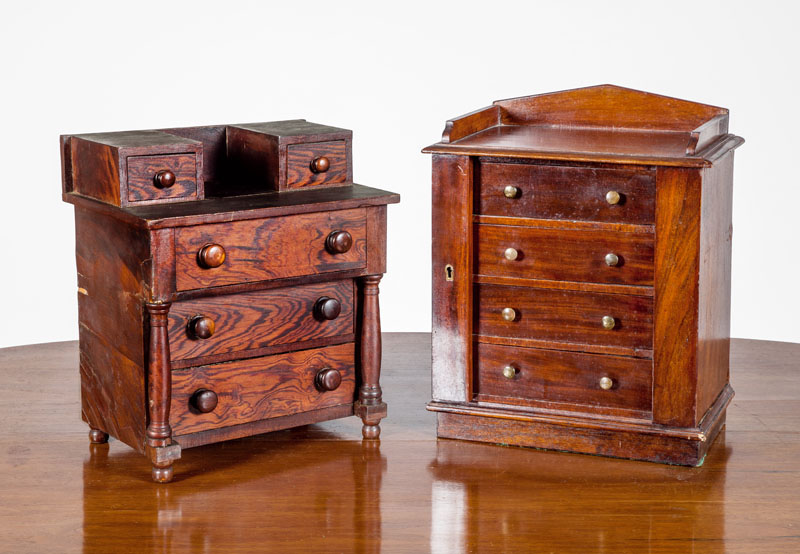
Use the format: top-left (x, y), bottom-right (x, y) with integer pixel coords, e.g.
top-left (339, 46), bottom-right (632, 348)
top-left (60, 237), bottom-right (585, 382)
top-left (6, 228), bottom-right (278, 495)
top-left (445, 264), bottom-right (454, 281)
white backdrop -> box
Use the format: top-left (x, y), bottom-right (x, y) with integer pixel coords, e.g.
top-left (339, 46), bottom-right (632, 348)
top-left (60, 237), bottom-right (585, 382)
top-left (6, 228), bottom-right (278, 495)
top-left (1, 1), bottom-right (798, 347)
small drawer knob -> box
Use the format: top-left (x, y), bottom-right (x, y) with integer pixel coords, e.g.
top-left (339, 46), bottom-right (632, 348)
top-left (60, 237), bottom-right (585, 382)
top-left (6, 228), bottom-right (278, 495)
top-left (599, 376), bottom-right (614, 390)
top-left (502, 365), bottom-right (517, 379)
top-left (605, 253), bottom-right (619, 267)
top-left (504, 247), bottom-right (518, 261)
top-left (605, 190), bottom-right (621, 205)
top-left (315, 368), bottom-right (342, 392)
top-left (325, 230), bottom-right (353, 254)
top-left (314, 296), bottom-right (342, 321)
top-left (311, 156), bottom-right (330, 173)
top-left (503, 185), bottom-right (519, 198)
top-left (191, 389), bottom-right (218, 413)
top-left (502, 307), bottom-right (517, 322)
top-left (602, 315), bottom-right (616, 330)
top-left (154, 169), bottom-right (176, 188)
top-left (188, 315), bottom-right (215, 340)
top-left (197, 244), bottom-right (226, 269)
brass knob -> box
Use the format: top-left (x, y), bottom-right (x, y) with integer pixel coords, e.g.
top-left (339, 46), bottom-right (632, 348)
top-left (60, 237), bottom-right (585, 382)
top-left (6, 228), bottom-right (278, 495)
top-left (502, 365), bottom-right (517, 379)
top-left (310, 156), bottom-right (330, 173)
top-left (315, 368), bottom-right (342, 392)
top-left (197, 243), bottom-right (226, 269)
top-left (314, 296), bottom-right (342, 321)
top-left (606, 190), bottom-right (621, 205)
top-left (602, 315), bottom-right (616, 330)
top-left (605, 253), bottom-right (619, 267)
top-left (188, 315), bottom-right (215, 340)
top-left (599, 376), bottom-right (614, 390)
top-left (191, 389), bottom-right (218, 413)
top-left (502, 307), bottom-right (516, 322)
top-left (325, 230), bottom-right (353, 254)
top-left (504, 247), bottom-right (518, 261)
top-left (154, 169), bottom-right (176, 188)
top-left (503, 185), bottom-right (518, 198)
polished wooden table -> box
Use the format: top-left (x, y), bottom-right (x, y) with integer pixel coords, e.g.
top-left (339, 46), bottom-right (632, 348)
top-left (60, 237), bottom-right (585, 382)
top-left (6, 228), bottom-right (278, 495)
top-left (1, 334), bottom-right (798, 553)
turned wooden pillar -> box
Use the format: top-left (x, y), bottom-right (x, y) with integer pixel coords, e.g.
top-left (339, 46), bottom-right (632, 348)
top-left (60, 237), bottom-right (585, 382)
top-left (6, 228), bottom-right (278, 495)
top-left (356, 274), bottom-right (386, 439)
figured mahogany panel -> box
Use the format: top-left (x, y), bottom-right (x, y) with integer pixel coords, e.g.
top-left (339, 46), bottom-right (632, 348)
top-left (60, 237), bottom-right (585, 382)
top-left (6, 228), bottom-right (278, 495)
top-left (169, 343), bottom-right (356, 435)
top-left (475, 223), bottom-right (654, 286)
top-left (475, 283), bottom-right (653, 352)
top-left (286, 140), bottom-right (348, 188)
top-left (477, 162), bottom-right (655, 224)
top-left (70, 137), bottom-right (122, 205)
top-left (474, 342), bottom-right (652, 413)
top-left (168, 280), bottom-right (354, 361)
top-left (127, 153), bottom-right (198, 203)
top-left (174, 208), bottom-right (367, 290)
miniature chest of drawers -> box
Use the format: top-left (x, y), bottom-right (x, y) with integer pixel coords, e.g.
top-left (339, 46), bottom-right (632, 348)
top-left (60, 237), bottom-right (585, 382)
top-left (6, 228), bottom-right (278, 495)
top-left (423, 85), bottom-right (743, 465)
top-left (61, 120), bottom-right (399, 482)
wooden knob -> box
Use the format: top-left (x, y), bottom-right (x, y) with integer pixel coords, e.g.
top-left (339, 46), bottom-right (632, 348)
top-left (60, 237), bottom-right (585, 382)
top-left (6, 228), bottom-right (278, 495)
top-left (602, 315), bottom-right (616, 330)
top-left (314, 297), bottom-right (342, 321)
top-left (191, 389), bottom-right (218, 413)
top-left (310, 156), bottom-right (330, 173)
top-left (599, 376), bottom-right (614, 390)
top-left (502, 365), bottom-right (517, 379)
top-left (326, 230), bottom-right (353, 254)
top-left (188, 315), bottom-right (215, 340)
top-left (502, 307), bottom-right (517, 322)
top-left (605, 253), bottom-right (619, 267)
top-left (197, 243), bottom-right (226, 269)
top-left (503, 185), bottom-right (519, 198)
top-left (315, 368), bottom-right (342, 392)
top-left (154, 169), bottom-right (176, 188)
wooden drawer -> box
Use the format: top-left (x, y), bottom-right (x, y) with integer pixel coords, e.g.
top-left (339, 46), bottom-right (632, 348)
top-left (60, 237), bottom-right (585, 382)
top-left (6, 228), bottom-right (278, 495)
top-left (475, 223), bottom-right (654, 286)
top-left (168, 280), bottom-right (354, 362)
top-left (474, 342), bottom-right (652, 413)
top-left (175, 208), bottom-right (366, 291)
top-left (127, 153), bottom-right (198, 203)
top-left (286, 140), bottom-right (348, 189)
top-left (170, 343), bottom-right (356, 435)
top-left (476, 162), bottom-right (655, 224)
top-left (475, 283), bottom-right (653, 353)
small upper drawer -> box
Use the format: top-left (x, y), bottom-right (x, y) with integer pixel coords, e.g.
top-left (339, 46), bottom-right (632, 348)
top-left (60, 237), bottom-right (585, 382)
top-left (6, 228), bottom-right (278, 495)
top-left (127, 153), bottom-right (198, 203)
top-left (175, 208), bottom-right (367, 291)
top-left (476, 162), bottom-right (655, 224)
top-left (286, 140), bottom-right (348, 189)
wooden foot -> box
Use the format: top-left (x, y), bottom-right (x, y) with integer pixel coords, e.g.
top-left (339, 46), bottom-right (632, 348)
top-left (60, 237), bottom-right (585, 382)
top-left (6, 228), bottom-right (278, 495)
top-left (357, 275), bottom-right (386, 440)
top-left (88, 428), bottom-right (109, 444)
top-left (151, 463), bottom-right (174, 484)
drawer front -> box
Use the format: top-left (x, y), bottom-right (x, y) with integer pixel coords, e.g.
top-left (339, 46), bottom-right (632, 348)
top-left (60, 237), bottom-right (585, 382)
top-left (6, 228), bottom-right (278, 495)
top-left (475, 283), bottom-right (653, 351)
top-left (127, 153), bottom-right (197, 203)
top-left (170, 343), bottom-right (356, 435)
top-left (175, 208), bottom-right (367, 291)
top-left (168, 280), bottom-right (354, 362)
top-left (475, 224), bottom-right (653, 285)
top-left (477, 162), bottom-right (655, 224)
top-left (286, 140), bottom-right (348, 188)
top-left (475, 343), bottom-right (652, 412)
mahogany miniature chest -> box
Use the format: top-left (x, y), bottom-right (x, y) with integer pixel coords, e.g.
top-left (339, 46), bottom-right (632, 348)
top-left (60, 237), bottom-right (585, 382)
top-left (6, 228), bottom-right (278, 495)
top-left (61, 120), bottom-right (399, 482)
top-left (423, 85), bottom-right (743, 465)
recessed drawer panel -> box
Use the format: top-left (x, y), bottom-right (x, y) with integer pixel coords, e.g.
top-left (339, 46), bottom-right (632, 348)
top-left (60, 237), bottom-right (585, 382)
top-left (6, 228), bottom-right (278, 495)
top-left (170, 343), bottom-right (356, 435)
top-left (475, 283), bottom-right (653, 351)
top-left (286, 140), bottom-right (348, 189)
top-left (127, 153), bottom-right (198, 203)
top-left (175, 208), bottom-right (367, 291)
top-left (477, 162), bottom-right (655, 224)
top-left (475, 223), bottom-right (654, 286)
top-left (168, 280), bottom-right (354, 362)
top-left (475, 342), bottom-right (652, 413)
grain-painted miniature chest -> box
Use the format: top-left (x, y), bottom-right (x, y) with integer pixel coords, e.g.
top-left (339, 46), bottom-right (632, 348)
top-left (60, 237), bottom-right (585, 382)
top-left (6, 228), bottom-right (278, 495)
top-left (62, 120), bottom-right (399, 482)
top-left (423, 85), bottom-right (743, 465)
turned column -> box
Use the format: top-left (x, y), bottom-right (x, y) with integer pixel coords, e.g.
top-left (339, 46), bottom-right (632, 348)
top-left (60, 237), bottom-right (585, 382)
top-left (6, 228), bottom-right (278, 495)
top-left (356, 274), bottom-right (387, 439)
top-left (145, 302), bottom-right (180, 483)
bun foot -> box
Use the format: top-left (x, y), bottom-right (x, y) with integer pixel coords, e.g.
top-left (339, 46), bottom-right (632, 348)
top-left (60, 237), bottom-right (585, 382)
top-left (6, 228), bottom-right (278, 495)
top-left (362, 424), bottom-right (381, 440)
top-left (151, 464), bottom-right (174, 483)
top-left (89, 429), bottom-right (109, 444)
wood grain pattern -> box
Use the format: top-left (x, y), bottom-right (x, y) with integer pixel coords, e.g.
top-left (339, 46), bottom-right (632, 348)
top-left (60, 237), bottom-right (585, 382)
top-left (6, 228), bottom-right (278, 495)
top-left (475, 223), bottom-right (654, 286)
top-left (126, 153), bottom-right (197, 203)
top-left (286, 140), bottom-right (348, 188)
top-left (477, 162), bottom-right (655, 224)
top-left (174, 208), bottom-right (367, 290)
top-left (475, 283), bottom-right (653, 352)
top-left (474, 342), bottom-right (652, 413)
top-left (441, 105), bottom-right (500, 143)
top-left (167, 280), bottom-right (354, 361)
top-left (169, 343), bottom-right (356, 435)
top-left (70, 136), bottom-right (122, 205)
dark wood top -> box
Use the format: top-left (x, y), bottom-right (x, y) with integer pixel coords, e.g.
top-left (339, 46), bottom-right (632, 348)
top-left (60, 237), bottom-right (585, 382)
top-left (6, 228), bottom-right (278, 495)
top-left (0, 334), bottom-right (797, 552)
top-left (71, 130), bottom-right (202, 149)
top-left (64, 183), bottom-right (400, 228)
